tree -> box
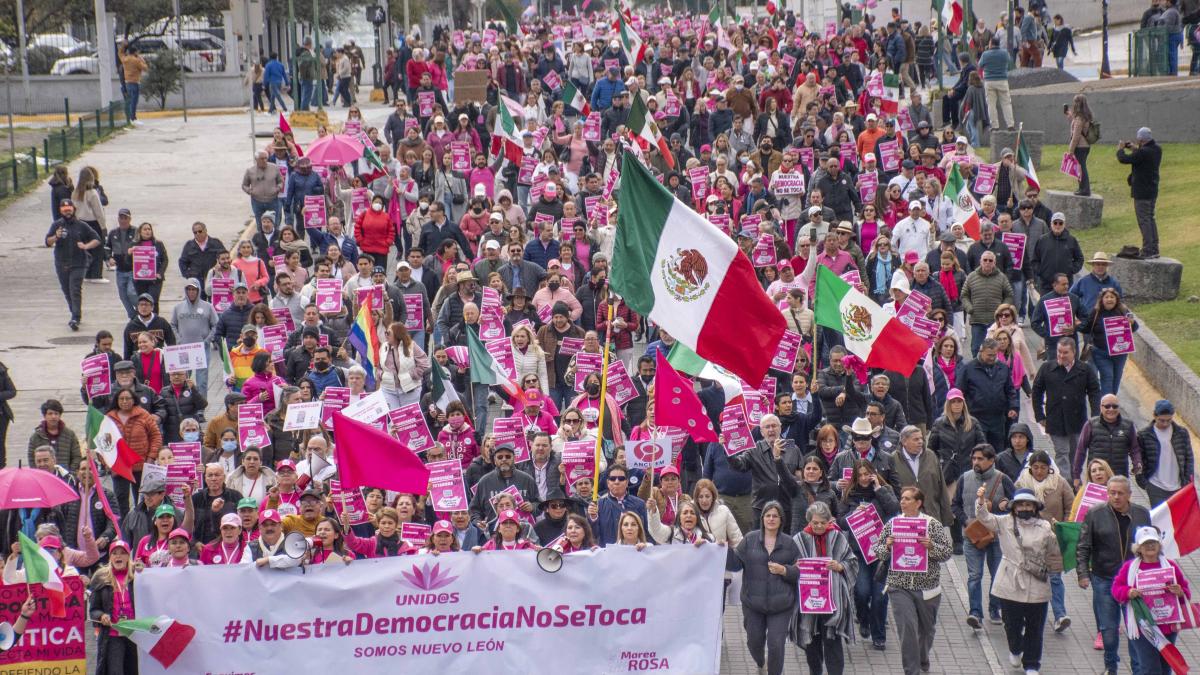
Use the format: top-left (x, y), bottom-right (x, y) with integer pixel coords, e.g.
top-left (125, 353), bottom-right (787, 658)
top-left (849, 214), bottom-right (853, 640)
top-left (263, 0), bottom-right (372, 33)
top-left (141, 49), bottom-right (182, 110)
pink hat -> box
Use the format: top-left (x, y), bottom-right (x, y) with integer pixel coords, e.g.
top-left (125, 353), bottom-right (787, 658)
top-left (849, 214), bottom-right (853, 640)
top-left (432, 519), bottom-right (454, 535)
top-left (220, 513), bottom-right (242, 528)
top-left (108, 539), bottom-right (131, 553)
top-left (276, 459), bottom-right (297, 472)
top-left (544, 182), bottom-right (557, 196)
top-left (168, 528), bottom-right (192, 542)
top-left (39, 535), bottom-right (62, 551)
top-left (659, 465), bottom-right (680, 478)
top-left (904, 250), bottom-right (920, 264)
top-left (946, 388), bottom-right (964, 401)
top-left (260, 509), bottom-right (282, 524)
top-left (498, 509), bottom-right (520, 525)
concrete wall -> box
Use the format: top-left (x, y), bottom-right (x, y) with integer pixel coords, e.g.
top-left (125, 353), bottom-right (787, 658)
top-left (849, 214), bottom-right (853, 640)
top-left (1011, 81), bottom-right (1200, 143)
top-left (0, 73), bottom-right (248, 115)
top-left (1131, 320), bottom-right (1200, 435)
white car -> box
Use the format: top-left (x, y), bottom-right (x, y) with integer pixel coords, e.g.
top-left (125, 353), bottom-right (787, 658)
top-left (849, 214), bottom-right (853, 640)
top-left (30, 33), bottom-right (92, 53)
top-left (49, 33), bottom-right (225, 76)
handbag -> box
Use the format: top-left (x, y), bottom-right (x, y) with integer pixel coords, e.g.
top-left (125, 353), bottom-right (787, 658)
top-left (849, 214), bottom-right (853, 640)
top-left (964, 477), bottom-right (1002, 550)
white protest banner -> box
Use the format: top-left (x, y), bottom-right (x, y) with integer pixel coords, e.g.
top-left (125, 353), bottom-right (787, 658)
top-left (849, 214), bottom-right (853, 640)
top-left (284, 401), bottom-right (324, 431)
top-left (625, 439), bottom-right (671, 470)
top-left (163, 342), bottom-right (208, 373)
top-left (342, 390), bottom-right (389, 425)
top-left (133, 547), bottom-right (725, 674)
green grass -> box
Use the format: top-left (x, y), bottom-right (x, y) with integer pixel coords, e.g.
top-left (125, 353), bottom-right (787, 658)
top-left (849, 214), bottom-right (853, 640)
top-left (1038, 143), bottom-right (1200, 370)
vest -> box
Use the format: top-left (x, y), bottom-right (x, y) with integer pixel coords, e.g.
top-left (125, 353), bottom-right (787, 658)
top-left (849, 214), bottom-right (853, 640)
top-left (1086, 416), bottom-right (1136, 476)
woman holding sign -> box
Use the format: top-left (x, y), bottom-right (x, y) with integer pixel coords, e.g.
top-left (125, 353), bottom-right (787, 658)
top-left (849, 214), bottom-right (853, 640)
top-left (791, 501), bottom-right (858, 675)
top-left (1082, 288), bottom-right (1139, 396)
top-left (342, 506), bottom-right (416, 558)
top-left (870, 487), bottom-right (954, 675)
top-left (380, 322), bottom-right (430, 410)
top-left (836, 459), bottom-right (899, 649)
top-left (1111, 526), bottom-right (1193, 674)
top-left (90, 540), bottom-right (139, 675)
top-left (734, 501), bottom-right (800, 675)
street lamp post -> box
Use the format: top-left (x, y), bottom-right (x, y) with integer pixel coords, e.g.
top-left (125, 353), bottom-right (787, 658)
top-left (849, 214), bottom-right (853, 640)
top-left (1101, 0), bottom-right (1112, 78)
top-left (312, 0), bottom-right (323, 109)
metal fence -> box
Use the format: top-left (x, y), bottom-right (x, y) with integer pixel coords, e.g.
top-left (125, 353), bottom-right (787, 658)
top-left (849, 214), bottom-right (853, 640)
top-left (1129, 27), bottom-right (1172, 76)
top-left (0, 100), bottom-right (128, 199)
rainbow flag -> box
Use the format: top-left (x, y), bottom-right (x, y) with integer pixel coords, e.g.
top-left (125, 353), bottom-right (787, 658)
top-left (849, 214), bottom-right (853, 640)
top-left (347, 303), bottom-right (381, 388)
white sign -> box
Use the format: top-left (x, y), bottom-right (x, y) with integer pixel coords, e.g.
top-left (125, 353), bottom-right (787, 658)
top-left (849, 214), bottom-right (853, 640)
top-left (163, 342), bottom-right (208, 373)
top-left (341, 390), bottom-right (389, 424)
top-left (134, 546), bottom-right (726, 674)
top-left (284, 401), bottom-right (324, 431)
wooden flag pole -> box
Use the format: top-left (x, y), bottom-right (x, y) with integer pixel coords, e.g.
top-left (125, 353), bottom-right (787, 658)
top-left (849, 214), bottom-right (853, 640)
top-left (590, 291), bottom-right (617, 504)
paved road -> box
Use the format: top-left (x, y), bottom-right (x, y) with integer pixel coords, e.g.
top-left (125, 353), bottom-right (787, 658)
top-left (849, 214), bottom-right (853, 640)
top-left (2, 99), bottom-right (1196, 674)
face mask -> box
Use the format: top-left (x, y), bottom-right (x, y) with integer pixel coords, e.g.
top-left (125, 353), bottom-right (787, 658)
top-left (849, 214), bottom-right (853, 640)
top-left (371, 202), bottom-right (383, 212)
top-left (586, 382), bottom-right (601, 396)
top-left (449, 417), bottom-right (465, 430)
top-left (183, 431), bottom-right (200, 443)
top-left (419, 203), bottom-right (430, 213)
top-left (1015, 510), bottom-right (1037, 521)
top-left (242, 337), bottom-right (256, 347)
top-left (547, 281), bottom-right (560, 292)
top-left (222, 440), bottom-right (237, 453)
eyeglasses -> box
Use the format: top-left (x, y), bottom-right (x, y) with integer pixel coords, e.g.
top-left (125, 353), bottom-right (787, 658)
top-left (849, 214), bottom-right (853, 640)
top-left (563, 418), bottom-right (581, 424)
top-left (1102, 404), bottom-right (1120, 410)
top-left (607, 475), bottom-right (627, 482)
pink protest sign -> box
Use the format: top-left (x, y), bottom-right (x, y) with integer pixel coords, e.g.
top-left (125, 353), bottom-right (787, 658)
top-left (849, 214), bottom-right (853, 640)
top-left (846, 503), bottom-right (885, 564)
top-left (518, 155), bottom-right (537, 185)
top-left (743, 390), bottom-right (768, 426)
top-left (491, 416), bottom-right (530, 463)
top-left (388, 402), bottom-right (436, 454)
top-left (1103, 316), bottom-right (1136, 355)
top-left (418, 91), bottom-right (436, 117)
top-left (401, 522), bottom-right (432, 547)
top-left (237, 403), bottom-right (270, 450)
top-left (559, 336), bottom-right (583, 356)
top-left (303, 195), bottom-right (326, 229)
top-left (772, 171), bottom-right (805, 195)
top-left (1044, 296), bottom-right (1075, 336)
top-left (479, 306), bottom-right (505, 341)
top-left (165, 461), bottom-right (194, 507)
top-left (482, 28), bottom-right (497, 48)
top-left (909, 316), bottom-right (941, 345)
top-left (720, 404), bottom-right (754, 456)
top-left (839, 142), bottom-right (858, 168)
top-left (1060, 152), bottom-right (1082, 180)
top-left (561, 440), bottom-right (596, 488)
top-left (1073, 483), bottom-right (1109, 522)
top-left (797, 147), bottom-right (815, 172)
top-left (277, 164), bottom-right (288, 195)
top-left (536, 302), bottom-right (554, 324)
top-left (261, 324), bottom-right (288, 362)
top-left (211, 277), bottom-right (234, 312)
top-left (498, 485), bottom-right (536, 525)
top-left (606, 358), bottom-right (638, 405)
top-left (752, 234), bottom-right (777, 267)
top-left (895, 289), bottom-right (932, 326)
top-left (604, 58), bottom-right (620, 72)
top-left (403, 294), bottom-right (425, 331)
top-left (451, 142), bottom-right (471, 171)
top-left (1138, 567), bottom-right (1184, 625)
top-left (582, 113), bottom-right (602, 141)
top-left (573, 351), bottom-right (604, 391)
top-left (663, 92), bottom-right (681, 116)
top-left (896, 107), bottom-right (914, 132)
top-left (484, 337), bottom-right (516, 379)
top-left (269, 307), bottom-right (294, 333)
top-left (740, 213), bottom-right (763, 237)
top-left (708, 213), bottom-right (731, 234)
top-left (329, 479), bottom-right (369, 525)
top-left (315, 278), bottom-right (343, 314)
top-left (688, 166), bottom-right (710, 201)
top-left (858, 171), bottom-right (878, 203)
top-left (356, 284), bottom-right (384, 312)
top-left (771, 330), bottom-right (803, 373)
top-left (82, 353), bottom-right (111, 399)
top-left (320, 386), bottom-right (351, 430)
top-left (878, 140), bottom-right (901, 172)
top-left (866, 73), bottom-right (884, 97)
top-left (974, 163), bottom-right (998, 194)
top-left (271, 253), bottom-right (287, 272)
top-left (132, 245), bottom-right (157, 281)
top-left (542, 70), bottom-right (562, 90)
top-left (426, 459), bottom-right (470, 512)
top-left (797, 558), bottom-right (836, 614)
top-left (350, 187), bottom-right (369, 220)
top-left (890, 516), bottom-right (929, 573)
top-left (1000, 232), bottom-right (1027, 270)
top-left (941, 143), bottom-right (956, 157)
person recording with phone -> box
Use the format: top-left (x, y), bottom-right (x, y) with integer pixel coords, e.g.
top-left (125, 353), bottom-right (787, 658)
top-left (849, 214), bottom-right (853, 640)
top-left (727, 414), bottom-right (801, 533)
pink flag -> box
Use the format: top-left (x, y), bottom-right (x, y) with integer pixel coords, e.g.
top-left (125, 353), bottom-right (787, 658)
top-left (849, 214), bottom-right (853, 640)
top-left (653, 351), bottom-right (717, 442)
top-left (332, 411), bottom-right (431, 493)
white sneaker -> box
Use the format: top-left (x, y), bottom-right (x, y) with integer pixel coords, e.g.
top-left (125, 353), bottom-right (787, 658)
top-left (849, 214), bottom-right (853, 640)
top-left (1008, 653), bottom-right (1022, 668)
top-left (131, 119), bottom-right (144, 126)
top-left (1054, 616), bottom-right (1071, 632)
top-left (1025, 670), bottom-right (1039, 675)
top-left (85, 278), bottom-right (110, 284)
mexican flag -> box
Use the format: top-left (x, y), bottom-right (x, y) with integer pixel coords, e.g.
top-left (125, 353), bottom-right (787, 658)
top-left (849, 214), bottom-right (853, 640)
top-left (814, 266), bottom-right (928, 375)
top-left (945, 163), bottom-right (982, 239)
top-left (18, 532), bottom-right (65, 617)
top-left (116, 616), bottom-right (197, 669)
top-left (627, 93), bottom-right (674, 169)
top-left (617, 12), bottom-right (647, 64)
top-left (361, 140), bottom-right (385, 173)
top-left (430, 358), bottom-right (460, 410)
top-left (667, 341), bottom-right (744, 404)
top-left (494, 0), bottom-right (523, 35)
top-left (562, 80), bottom-right (590, 117)
top-left (1126, 598), bottom-right (1189, 674)
top-left (465, 326), bottom-right (520, 398)
top-left (707, 3), bottom-right (723, 27)
top-left (880, 73), bottom-right (901, 114)
top-left (1151, 482), bottom-right (1200, 559)
top-left (1053, 521), bottom-right (1080, 571)
top-left (611, 150), bottom-right (785, 386)
top-left (86, 404), bottom-right (138, 482)
top-left (218, 339), bottom-right (233, 377)
top-left (1018, 132), bottom-right (1040, 191)
top-left (934, 0), bottom-right (964, 35)
top-left (490, 102), bottom-right (524, 163)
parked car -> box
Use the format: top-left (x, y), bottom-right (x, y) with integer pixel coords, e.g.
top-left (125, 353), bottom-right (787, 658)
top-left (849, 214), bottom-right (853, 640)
top-left (49, 32), bottom-right (225, 76)
top-left (30, 33), bottom-right (92, 53)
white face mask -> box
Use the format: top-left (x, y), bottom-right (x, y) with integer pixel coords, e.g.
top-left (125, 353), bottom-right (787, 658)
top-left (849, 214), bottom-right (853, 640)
top-left (371, 202), bottom-right (383, 212)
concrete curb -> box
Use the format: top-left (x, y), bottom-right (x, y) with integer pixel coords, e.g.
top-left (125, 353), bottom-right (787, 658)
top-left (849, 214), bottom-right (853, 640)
top-left (1130, 319), bottom-right (1200, 431)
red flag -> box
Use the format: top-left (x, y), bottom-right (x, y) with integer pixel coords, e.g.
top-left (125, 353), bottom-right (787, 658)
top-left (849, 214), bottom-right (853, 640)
top-left (278, 113), bottom-right (292, 136)
top-left (653, 351), bottom-right (717, 443)
top-left (332, 411), bottom-right (431, 494)
top-left (88, 454), bottom-right (121, 534)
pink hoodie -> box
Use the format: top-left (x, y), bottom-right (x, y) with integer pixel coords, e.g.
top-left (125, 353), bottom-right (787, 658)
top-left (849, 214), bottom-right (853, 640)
top-left (437, 424), bottom-right (478, 469)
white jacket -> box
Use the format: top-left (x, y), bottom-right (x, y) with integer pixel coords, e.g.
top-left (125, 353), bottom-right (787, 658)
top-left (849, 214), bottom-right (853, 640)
top-left (511, 343), bottom-right (548, 392)
top-left (379, 342), bottom-right (429, 393)
top-left (700, 503), bottom-right (744, 547)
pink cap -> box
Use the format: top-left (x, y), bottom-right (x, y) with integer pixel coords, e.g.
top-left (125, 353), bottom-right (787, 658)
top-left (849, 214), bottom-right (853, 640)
top-left (946, 387), bottom-right (964, 401)
top-left (260, 509), bottom-right (282, 524)
top-left (108, 539), bottom-right (131, 553)
top-left (498, 509), bottom-right (520, 525)
top-left (432, 519), bottom-right (454, 535)
top-left (220, 513), bottom-right (242, 528)
top-left (168, 527), bottom-right (192, 542)
top-left (904, 250), bottom-right (920, 264)
top-left (276, 459), bottom-right (297, 472)
top-left (659, 465), bottom-right (680, 478)
top-left (39, 535), bottom-right (62, 551)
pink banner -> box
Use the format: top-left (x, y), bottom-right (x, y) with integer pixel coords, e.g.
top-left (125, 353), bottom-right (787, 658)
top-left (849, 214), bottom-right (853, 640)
top-left (451, 142), bottom-right (472, 172)
top-left (492, 416), bottom-right (529, 463)
top-left (479, 306), bottom-right (505, 341)
top-left (329, 478), bottom-right (369, 525)
top-left (1044, 296), bottom-right (1074, 336)
top-left (896, 107), bottom-right (914, 132)
top-left (974, 163), bottom-right (998, 194)
top-left (573, 351), bottom-right (604, 391)
top-left (542, 70), bottom-right (561, 90)
top-left (606, 358), bottom-right (638, 405)
top-left (742, 390), bottom-right (769, 427)
top-left (321, 386), bottom-right (351, 430)
top-left (82, 353), bottom-right (111, 399)
top-left (908, 316), bottom-right (941, 345)
top-left (890, 516), bottom-right (928, 573)
top-left (559, 336), bottom-right (584, 357)
top-left (277, 164), bottom-right (288, 195)
top-left (878, 140), bottom-right (901, 172)
top-left (1060, 152), bottom-right (1082, 180)
top-left (797, 558), bottom-right (836, 614)
top-left (237, 403), bottom-right (270, 450)
top-left (426, 459), bottom-right (470, 513)
top-left (839, 141), bottom-right (858, 169)
top-left (941, 143), bottom-right (956, 157)
top-left (132, 245), bottom-right (157, 281)
top-left (211, 276), bottom-right (234, 312)
top-left (707, 213), bottom-right (730, 234)
top-left (315, 278), bottom-right (343, 314)
top-left (752, 234), bottom-right (777, 267)
top-left (858, 171), bottom-right (878, 203)
top-left (846, 503), bottom-right (885, 564)
top-left (770, 330), bottom-right (803, 373)
top-left (1000, 232), bottom-right (1027, 270)
top-left (268, 307), bottom-right (294, 333)
top-left (303, 195), bottom-right (326, 229)
top-left (560, 440), bottom-right (596, 487)
top-left (484, 337), bottom-right (516, 379)
top-left (582, 113), bottom-right (602, 141)
top-left (0, 577), bottom-right (86, 673)
top-left (388, 402), bottom-right (436, 454)
top-left (720, 404), bottom-right (754, 456)
top-left (518, 155), bottom-right (537, 185)
top-left (740, 214), bottom-right (763, 238)
top-left (1138, 567), bottom-right (1184, 625)
top-left (1103, 316), bottom-right (1136, 355)
top-left (418, 91), bottom-right (435, 117)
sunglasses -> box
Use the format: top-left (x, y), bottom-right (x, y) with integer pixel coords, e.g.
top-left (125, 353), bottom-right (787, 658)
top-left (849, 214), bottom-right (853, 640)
top-left (608, 475), bottom-right (628, 482)
top-left (1102, 404), bottom-right (1120, 410)
top-left (563, 418), bottom-right (581, 424)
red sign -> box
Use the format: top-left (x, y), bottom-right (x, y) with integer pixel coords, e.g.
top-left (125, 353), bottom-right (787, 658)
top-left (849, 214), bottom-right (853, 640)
top-left (0, 577), bottom-right (86, 673)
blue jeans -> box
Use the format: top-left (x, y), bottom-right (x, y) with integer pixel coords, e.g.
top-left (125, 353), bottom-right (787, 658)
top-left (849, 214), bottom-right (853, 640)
top-left (1048, 572), bottom-right (1067, 621)
top-left (964, 538), bottom-right (1001, 618)
top-left (299, 79), bottom-right (315, 110)
top-left (1168, 32), bottom-right (1183, 75)
top-left (125, 83), bottom-right (140, 121)
top-left (1055, 55), bottom-right (1066, 69)
top-left (267, 82), bottom-right (288, 112)
top-left (963, 110), bottom-right (980, 146)
top-left (1131, 630), bottom-right (1176, 675)
top-left (970, 323), bottom-right (989, 357)
top-left (550, 383), bottom-right (574, 411)
top-left (116, 270), bottom-right (137, 319)
top-left (251, 198), bottom-right (282, 231)
top-left (855, 558), bottom-right (889, 642)
top-left (1013, 279), bottom-right (1028, 321)
top-left (1092, 351), bottom-right (1128, 396)
top-left (1092, 575), bottom-right (1140, 672)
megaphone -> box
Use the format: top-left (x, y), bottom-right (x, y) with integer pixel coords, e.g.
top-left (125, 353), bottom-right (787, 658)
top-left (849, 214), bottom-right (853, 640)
top-left (283, 531), bottom-right (311, 559)
top-left (536, 547), bottom-right (563, 574)
top-left (0, 621), bottom-right (15, 652)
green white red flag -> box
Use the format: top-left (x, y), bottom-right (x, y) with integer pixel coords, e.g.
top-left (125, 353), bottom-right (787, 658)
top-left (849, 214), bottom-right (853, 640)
top-left (116, 615), bottom-right (197, 669)
top-left (627, 93), bottom-right (674, 169)
top-left (814, 266), bottom-right (928, 375)
top-left (944, 163), bottom-right (982, 239)
top-left (18, 532), bottom-right (65, 617)
top-left (562, 80), bottom-right (591, 116)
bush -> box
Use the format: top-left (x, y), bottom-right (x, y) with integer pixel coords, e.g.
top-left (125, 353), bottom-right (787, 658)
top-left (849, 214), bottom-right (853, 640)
top-left (141, 49), bottom-right (182, 110)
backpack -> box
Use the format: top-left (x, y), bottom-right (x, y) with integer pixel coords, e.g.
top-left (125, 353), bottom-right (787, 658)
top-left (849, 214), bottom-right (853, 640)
top-left (1085, 119), bottom-right (1101, 144)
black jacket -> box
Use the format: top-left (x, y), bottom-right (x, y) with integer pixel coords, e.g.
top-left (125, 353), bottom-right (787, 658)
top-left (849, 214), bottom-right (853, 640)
top-left (178, 237), bottom-right (228, 282)
top-left (122, 315), bottom-right (176, 360)
top-left (728, 440), bottom-right (799, 510)
top-left (1077, 503), bottom-right (1151, 581)
top-left (884, 368), bottom-right (936, 430)
top-left (1029, 230), bottom-right (1084, 293)
top-left (159, 382), bottom-right (208, 443)
top-left (927, 414), bottom-right (988, 485)
top-left (815, 367), bottom-right (866, 429)
top-left (191, 487), bottom-right (244, 544)
top-left (733, 529), bottom-right (800, 615)
top-left (1136, 422), bottom-right (1194, 492)
top-left (0, 361), bottom-right (14, 422)
top-left (1031, 360), bottom-right (1101, 437)
top-left (956, 358), bottom-right (1018, 418)
top-left (1116, 140), bottom-right (1161, 201)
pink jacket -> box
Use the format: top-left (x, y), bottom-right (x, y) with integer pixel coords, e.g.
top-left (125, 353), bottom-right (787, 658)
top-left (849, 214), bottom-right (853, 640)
top-left (1112, 558), bottom-right (1191, 607)
top-left (344, 530), bottom-right (417, 558)
top-left (437, 424), bottom-right (478, 469)
top-left (241, 374), bottom-right (286, 415)
top-left (481, 538), bottom-right (538, 551)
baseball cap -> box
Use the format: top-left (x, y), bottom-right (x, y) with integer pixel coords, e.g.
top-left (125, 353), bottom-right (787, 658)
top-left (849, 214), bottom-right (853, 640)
top-left (493, 442), bottom-right (516, 456)
top-left (237, 497), bottom-right (259, 510)
top-left (946, 388), bottom-right (964, 401)
top-left (300, 486), bottom-right (323, 500)
top-left (432, 519), bottom-right (454, 535)
top-left (114, 360), bottom-right (134, 371)
top-left (396, 260), bottom-right (412, 270)
top-left (276, 459), bottom-right (297, 472)
top-left (260, 509), bottom-right (282, 524)
top-left (108, 539), bottom-right (131, 553)
top-left (168, 528), bottom-right (192, 542)
top-left (137, 293), bottom-right (155, 304)
top-left (660, 465), bottom-right (680, 477)
top-left (240, 324), bottom-right (258, 335)
top-left (220, 513), bottom-right (242, 528)
top-left (498, 509), bottom-right (521, 525)
top-left (1154, 400), bottom-right (1175, 416)
top-left (118, 208), bottom-right (132, 217)
top-left (1051, 212), bottom-right (1066, 223)
top-left (154, 503), bottom-right (176, 519)
top-left (485, 239), bottom-right (501, 250)
top-left (908, 200), bottom-right (923, 211)
top-left (1134, 526), bottom-right (1162, 546)
top-left (865, 113), bottom-right (878, 121)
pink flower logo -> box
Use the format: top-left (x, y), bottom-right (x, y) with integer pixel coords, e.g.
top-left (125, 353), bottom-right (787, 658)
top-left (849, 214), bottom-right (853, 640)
top-left (399, 562), bottom-right (458, 591)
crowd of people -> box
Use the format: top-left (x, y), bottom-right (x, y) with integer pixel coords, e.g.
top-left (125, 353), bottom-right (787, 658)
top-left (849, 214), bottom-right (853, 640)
top-left (7, 4), bottom-right (1192, 675)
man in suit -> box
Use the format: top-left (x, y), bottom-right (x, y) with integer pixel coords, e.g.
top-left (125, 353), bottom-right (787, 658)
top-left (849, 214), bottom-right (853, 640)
top-left (890, 425), bottom-right (952, 526)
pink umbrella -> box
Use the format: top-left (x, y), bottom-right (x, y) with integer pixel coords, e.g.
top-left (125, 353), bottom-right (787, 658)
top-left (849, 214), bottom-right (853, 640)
top-left (305, 133), bottom-right (365, 167)
top-left (0, 467), bottom-right (79, 509)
